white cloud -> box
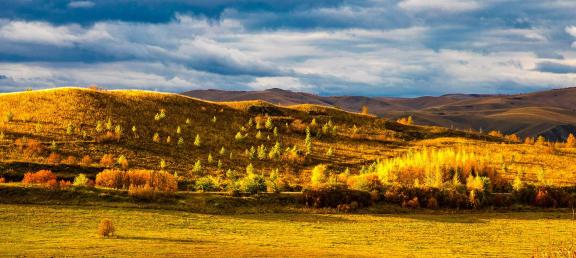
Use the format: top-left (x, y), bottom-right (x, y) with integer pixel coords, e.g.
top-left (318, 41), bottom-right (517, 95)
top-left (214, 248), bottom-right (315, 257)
top-left (249, 76), bottom-right (312, 91)
top-left (399, 0), bottom-right (482, 13)
top-left (0, 21), bottom-right (110, 46)
top-left (68, 1), bottom-right (95, 9)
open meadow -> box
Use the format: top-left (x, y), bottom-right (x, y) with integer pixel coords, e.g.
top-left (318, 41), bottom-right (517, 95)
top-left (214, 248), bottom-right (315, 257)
top-left (0, 204), bottom-right (574, 257)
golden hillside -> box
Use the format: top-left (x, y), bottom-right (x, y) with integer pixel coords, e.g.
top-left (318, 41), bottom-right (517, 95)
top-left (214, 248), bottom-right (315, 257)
top-left (0, 87), bottom-right (575, 189)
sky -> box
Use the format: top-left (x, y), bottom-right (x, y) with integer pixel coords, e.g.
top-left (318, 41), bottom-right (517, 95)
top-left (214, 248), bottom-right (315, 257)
top-left (0, 0), bottom-right (576, 97)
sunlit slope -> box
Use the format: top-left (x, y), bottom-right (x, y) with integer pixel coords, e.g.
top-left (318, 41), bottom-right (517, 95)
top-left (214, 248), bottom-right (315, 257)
top-left (0, 87), bottom-right (478, 178)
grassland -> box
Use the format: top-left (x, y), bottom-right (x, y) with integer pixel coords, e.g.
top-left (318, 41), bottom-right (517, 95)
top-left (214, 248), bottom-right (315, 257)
top-left (1, 204), bottom-right (574, 257)
top-left (1, 87), bottom-right (576, 257)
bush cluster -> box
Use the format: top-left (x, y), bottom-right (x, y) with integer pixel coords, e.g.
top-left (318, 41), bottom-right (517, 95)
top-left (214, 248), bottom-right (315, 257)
top-left (95, 169), bottom-right (177, 192)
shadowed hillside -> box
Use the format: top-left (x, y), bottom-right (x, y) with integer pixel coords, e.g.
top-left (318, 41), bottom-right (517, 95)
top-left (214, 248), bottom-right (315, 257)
top-left (183, 87), bottom-right (576, 141)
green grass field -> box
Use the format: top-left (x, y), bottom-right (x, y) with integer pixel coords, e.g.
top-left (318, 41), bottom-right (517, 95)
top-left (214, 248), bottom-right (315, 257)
top-left (0, 204), bottom-right (574, 257)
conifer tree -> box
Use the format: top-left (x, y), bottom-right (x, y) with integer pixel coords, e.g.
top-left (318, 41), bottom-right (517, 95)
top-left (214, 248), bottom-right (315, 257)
top-left (273, 127), bottom-right (278, 137)
top-left (326, 147), bottom-right (333, 157)
top-left (566, 133), bottom-right (576, 148)
top-left (177, 136), bottom-right (184, 146)
top-left (96, 121), bottom-right (103, 133)
top-left (105, 118), bottom-right (113, 131)
top-left (265, 116), bottom-right (273, 130)
top-left (153, 132), bottom-right (160, 143)
top-left (257, 144), bottom-right (267, 160)
top-left (194, 134), bottom-right (201, 147)
top-left (117, 155), bottom-right (129, 170)
top-left (207, 153), bottom-right (213, 164)
top-left (193, 160), bottom-right (202, 174)
top-left (305, 127), bottom-right (313, 156)
top-left (176, 126), bottom-right (181, 134)
top-left (219, 147), bottom-right (226, 155)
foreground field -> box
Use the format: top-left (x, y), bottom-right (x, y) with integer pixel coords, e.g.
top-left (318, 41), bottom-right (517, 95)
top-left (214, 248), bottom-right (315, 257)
top-left (0, 204), bottom-right (573, 257)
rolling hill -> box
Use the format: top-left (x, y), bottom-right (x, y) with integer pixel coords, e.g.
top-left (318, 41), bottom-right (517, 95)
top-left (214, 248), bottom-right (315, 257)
top-left (183, 87), bottom-right (576, 141)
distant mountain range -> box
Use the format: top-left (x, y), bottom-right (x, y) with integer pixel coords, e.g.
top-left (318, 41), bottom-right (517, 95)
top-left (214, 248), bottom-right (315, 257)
top-left (182, 87), bottom-right (576, 141)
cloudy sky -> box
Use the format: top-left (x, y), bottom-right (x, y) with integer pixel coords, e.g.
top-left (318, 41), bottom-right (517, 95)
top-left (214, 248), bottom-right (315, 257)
top-left (1, 0), bottom-right (576, 96)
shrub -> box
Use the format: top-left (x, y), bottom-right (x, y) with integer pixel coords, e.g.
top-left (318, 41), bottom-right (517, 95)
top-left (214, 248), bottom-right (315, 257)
top-left (22, 170), bottom-right (57, 187)
top-left (426, 197), bottom-right (439, 209)
top-left (0, 177), bottom-right (5, 183)
top-left (302, 186), bottom-right (372, 208)
top-left (95, 169), bottom-right (177, 192)
top-left (238, 171), bottom-right (266, 194)
top-left (73, 174), bottom-right (90, 187)
top-left (4, 111), bottom-right (14, 123)
top-left (24, 139), bottom-right (44, 157)
top-left (100, 154), bottom-right (114, 167)
top-left (310, 164), bottom-right (328, 189)
top-left (98, 219), bottom-right (115, 237)
top-left (195, 176), bottom-right (219, 192)
top-left (402, 197), bottom-right (420, 209)
top-left (46, 152), bottom-right (61, 164)
top-left (80, 155), bottom-right (93, 166)
top-left (63, 155), bottom-right (76, 165)
top-left (128, 184), bottom-right (156, 200)
top-left (59, 180), bottom-right (72, 189)
top-left (117, 155), bottom-right (129, 170)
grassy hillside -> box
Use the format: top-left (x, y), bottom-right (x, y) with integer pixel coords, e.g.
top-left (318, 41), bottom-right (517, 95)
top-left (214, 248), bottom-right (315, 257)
top-left (0, 87), bottom-right (480, 179)
top-left (0, 87), bottom-right (575, 193)
top-left (184, 87), bottom-right (576, 141)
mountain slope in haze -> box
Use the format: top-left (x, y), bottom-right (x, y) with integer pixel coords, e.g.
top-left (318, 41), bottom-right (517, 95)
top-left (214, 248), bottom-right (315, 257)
top-left (183, 87), bottom-right (576, 141)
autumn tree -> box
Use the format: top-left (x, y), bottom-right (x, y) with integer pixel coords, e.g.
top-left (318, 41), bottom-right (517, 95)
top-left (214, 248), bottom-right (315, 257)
top-left (566, 133), bottom-right (576, 148)
top-left (305, 127), bottom-right (313, 156)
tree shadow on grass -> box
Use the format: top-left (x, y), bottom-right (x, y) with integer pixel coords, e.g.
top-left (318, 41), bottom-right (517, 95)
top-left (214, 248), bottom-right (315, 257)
top-left (117, 235), bottom-right (210, 244)
top-left (225, 212), bottom-right (353, 223)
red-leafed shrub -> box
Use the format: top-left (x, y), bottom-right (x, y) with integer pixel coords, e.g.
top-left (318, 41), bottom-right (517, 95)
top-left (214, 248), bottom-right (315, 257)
top-left (22, 170), bottom-right (57, 187)
top-left (100, 154), bottom-right (115, 167)
top-left (0, 177), bottom-right (5, 183)
top-left (95, 169), bottom-right (177, 192)
top-left (46, 152), bottom-right (61, 164)
top-left (59, 180), bottom-right (72, 189)
top-left (63, 155), bottom-right (77, 165)
top-left (80, 155), bottom-right (93, 166)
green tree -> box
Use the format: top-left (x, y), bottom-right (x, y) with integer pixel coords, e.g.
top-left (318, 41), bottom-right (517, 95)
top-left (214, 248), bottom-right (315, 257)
top-left (219, 147), bottom-right (226, 156)
top-left (194, 134), bottom-right (201, 147)
top-left (268, 141), bottom-right (281, 160)
top-left (326, 147), bottom-right (333, 157)
top-left (176, 126), bottom-right (182, 135)
top-left (212, 116), bottom-right (217, 123)
top-left (73, 174), bottom-right (89, 187)
top-left (177, 136), bottom-right (184, 146)
top-left (192, 160), bottom-right (202, 174)
top-left (246, 163), bottom-right (255, 175)
top-left (566, 133), bottom-right (576, 148)
top-left (207, 153), bottom-right (214, 164)
top-left (265, 116), bottom-right (273, 130)
top-left (160, 159), bottom-right (167, 170)
top-left (96, 121), bottom-right (103, 133)
top-left (114, 125), bottom-right (123, 139)
top-left (66, 123), bottom-right (74, 135)
top-left (305, 127), bottom-right (313, 156)
top-left (256, 131), bottom-right (263, 140)
top-left (257, 144), bottom-right (267, 160)
top-left (105, 118), bottom-right (113, 131)
top-left (273, 127), bottom-right (278, 137)
top-left (117, 155), bottom-right (129, 170)
top-left (311, 164), bottom-right (328, 189)
top-left (4, 111), bottom-right (13, 123)
top-left (153, 132), bottom-right (161, 143)
top-left (235, 132), bottom-right (244, 141)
